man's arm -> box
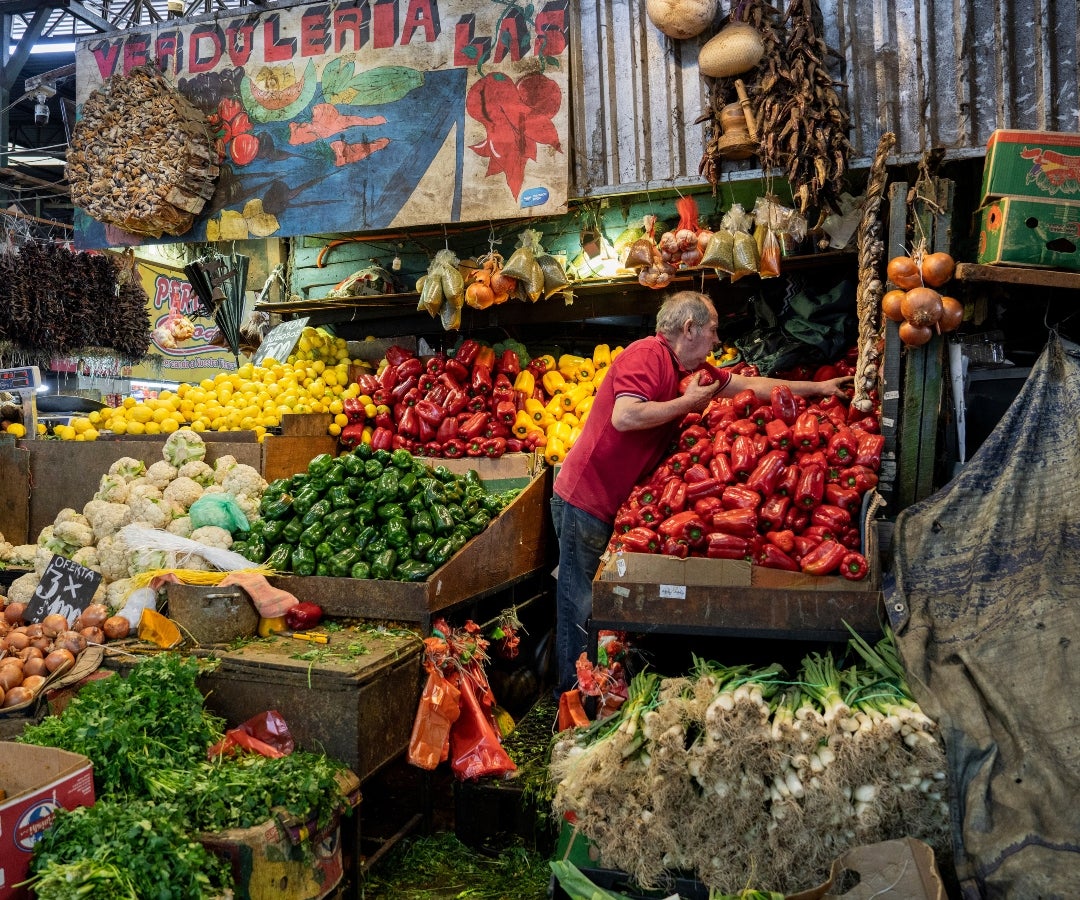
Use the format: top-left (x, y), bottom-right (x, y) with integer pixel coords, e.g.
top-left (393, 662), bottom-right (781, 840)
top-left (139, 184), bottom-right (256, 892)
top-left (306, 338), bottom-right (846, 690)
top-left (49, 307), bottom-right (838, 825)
top-left (722, 374), bottom-right (853, 403)
top-left (611, 372), bottom-right (720, 431)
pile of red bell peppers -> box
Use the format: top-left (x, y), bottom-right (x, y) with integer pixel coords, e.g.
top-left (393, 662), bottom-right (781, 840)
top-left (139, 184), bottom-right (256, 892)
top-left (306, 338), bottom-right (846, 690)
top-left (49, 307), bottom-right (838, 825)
top-left (338, 342), bottom-right (549, 459)
top-left (611, 382), bottom-right (882, 580)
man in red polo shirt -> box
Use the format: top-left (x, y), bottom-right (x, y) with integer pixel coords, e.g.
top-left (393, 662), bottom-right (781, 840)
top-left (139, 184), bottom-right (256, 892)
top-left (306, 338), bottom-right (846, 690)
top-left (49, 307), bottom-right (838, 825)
top-left (550, 290), bottom-right (852, 695)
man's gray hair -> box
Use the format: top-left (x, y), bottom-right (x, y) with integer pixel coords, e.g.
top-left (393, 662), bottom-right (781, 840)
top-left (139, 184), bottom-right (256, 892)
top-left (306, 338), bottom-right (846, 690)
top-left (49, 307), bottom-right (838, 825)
top-left (655, 291), bottom-right (713, 339)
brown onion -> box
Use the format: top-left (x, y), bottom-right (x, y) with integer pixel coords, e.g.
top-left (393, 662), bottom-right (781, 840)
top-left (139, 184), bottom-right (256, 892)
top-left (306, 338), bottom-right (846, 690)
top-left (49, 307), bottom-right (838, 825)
top-left (22, 656), bottom-right (47, 678)
top-left (18, 645), bottom-right (43, 661)
top-left (887, 255), bottom-right (922, 290)
top-left (29, 635), bottom-right (52, 652)
top-left (103, 616), bottom-right (131, 641)
top-left (920, 251), bottom-right (956, 288)
top-left (3, 631), bottom-right (29, 652)
top-left (901, 287), bottom-right (943, 327)
top-left (41, 614), bottom-right (71, 637)
top-left (2, 686), bottom-right (33, 708)
top-left (45, 648), bottom-right (75, 673)
top-left (76, 604), bottom-right (109, 631)
top-left (80, 626), bottom-right (105, 645)
top-left (0, 654), bottom-right (22, 670)
top-left (0, 666), bottom-right (22, 691)
top-left (899, 320), bottom-right (934, 347)
top-left (881, 289), bottom-right (906, 323)
top-left (3, 601), bottom-right (26, 626)
top-left (0, 621), bottom-right (9, 638)
top-left (21, 674), bottom-right (46, 693)
top-left (23, 623), bottom-right (44, 640)
top-left (939, 296), bottom-right (964, 333)
top-left (55, 631), bottom-right (87, 656)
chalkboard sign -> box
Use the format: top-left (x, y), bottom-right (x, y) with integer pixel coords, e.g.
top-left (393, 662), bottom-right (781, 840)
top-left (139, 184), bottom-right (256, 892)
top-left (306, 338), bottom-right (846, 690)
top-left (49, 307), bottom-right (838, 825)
top-left (24, 555), bottom-right (102, 627)
top-left (251, 317), bottom-right (309, 367)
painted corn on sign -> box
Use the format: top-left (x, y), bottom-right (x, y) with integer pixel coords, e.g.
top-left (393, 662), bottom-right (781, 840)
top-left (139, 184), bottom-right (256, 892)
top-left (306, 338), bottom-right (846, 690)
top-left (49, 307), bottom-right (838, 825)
top-left (73, 0), bottom-right (570, 247)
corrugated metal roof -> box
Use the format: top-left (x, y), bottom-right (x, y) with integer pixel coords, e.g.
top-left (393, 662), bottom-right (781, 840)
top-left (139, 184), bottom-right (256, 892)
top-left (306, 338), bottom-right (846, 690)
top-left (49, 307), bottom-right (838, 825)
top-left (569, 0), bottom-right (1080, 197)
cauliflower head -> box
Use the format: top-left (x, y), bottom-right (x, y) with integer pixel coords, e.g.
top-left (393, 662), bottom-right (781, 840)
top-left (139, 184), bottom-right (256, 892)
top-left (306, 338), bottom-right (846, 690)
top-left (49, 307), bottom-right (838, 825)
top-left (178, 460), bottom-right (215, 488)
top-left (145, 460), bottom-right (179, 490)
top-left (107, 457), bottom-right (146, 481)
top-left (213, 455), bottom-right (239, 484)
top-left (126, 479), bottom-right (163, 503)
top-left (163, 428), bottom-right (206, 468)
top-left (83, 499), bottom-right (132, 542)
top-left (94, 474), bottom-right (129, 504)
top-left (190, 525), bottom-right (233, 550)
top-left (167, 515), bottom-right (194, 539)
top-left (162, 476), bottom-right (204, 511)
top-left (222, 464), bottom-right (267, 499)
top-left (54, 519), bottom-right (95, 549)
top-left (128, 496), bottom-right (173, 531)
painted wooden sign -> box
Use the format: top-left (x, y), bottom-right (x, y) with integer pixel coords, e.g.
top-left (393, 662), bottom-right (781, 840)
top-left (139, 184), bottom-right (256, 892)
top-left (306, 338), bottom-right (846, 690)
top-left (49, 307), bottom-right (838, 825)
top-left (74, 0), bottom-right (570, 248)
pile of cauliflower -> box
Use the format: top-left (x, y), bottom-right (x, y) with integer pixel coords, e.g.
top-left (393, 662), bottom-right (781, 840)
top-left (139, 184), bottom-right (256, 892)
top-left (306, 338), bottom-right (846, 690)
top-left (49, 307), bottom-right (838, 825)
top-left (0, 428), bottom-right (267, 615)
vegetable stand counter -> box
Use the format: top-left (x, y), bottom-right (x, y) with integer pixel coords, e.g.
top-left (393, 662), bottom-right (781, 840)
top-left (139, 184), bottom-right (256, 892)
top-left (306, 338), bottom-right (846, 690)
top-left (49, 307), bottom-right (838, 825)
top-left (269, 455), bottom-right (551, 631)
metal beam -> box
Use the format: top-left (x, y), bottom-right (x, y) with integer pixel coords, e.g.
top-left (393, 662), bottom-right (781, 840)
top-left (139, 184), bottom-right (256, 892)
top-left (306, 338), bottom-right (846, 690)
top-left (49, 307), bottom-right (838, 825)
top-left (3, 6), bottom-right (49, 88)
top-left (65, 1), bottom-right (114, 32)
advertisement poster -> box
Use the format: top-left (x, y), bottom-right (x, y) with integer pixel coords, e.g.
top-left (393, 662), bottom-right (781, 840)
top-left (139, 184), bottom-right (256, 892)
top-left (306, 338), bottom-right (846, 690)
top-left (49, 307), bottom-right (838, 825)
top-left (73, 0), bottom-right (570, 248)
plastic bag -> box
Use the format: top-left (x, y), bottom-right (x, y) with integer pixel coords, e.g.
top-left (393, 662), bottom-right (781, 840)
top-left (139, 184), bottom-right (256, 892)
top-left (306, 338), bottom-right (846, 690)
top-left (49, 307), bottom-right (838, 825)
top-left (117, 586), bottom-right (158, 631)
top-left (416, 273), bottom-right (444, 316)
top-left (189, 494), bottom-right (250, 534)
top-left (407, 667), bottom-right (462, 770)
top-left (448, 669), bottom-right (516, 780)
top-left (759, 228), bottom-right (782, 278)
top-left (208, 709), bottom-right (295, 759)
top-left (731, 230), bottom-right (759, 282)
top-left (557, 689), bottom-right (590, 731)
top-left (701, 229), bottom-right (735, 272)
top-left (502, 229), bottom-right (546, 301)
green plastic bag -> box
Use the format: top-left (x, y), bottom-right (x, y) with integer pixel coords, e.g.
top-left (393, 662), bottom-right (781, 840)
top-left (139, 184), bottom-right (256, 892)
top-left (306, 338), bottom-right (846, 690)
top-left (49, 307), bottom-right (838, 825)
top-left (189, 494), bottom-right (250, 534)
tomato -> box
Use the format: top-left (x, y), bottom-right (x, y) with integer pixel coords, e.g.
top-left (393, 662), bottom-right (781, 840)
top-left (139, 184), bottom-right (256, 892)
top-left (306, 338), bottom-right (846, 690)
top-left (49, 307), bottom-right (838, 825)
top-left (229, 132), bottom-right (259, 166)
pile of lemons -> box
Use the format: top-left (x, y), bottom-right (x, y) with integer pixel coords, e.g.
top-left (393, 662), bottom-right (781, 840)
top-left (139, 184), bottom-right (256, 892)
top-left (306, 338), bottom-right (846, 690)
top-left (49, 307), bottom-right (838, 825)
top-left (51, 327), bottom-right (365, 442)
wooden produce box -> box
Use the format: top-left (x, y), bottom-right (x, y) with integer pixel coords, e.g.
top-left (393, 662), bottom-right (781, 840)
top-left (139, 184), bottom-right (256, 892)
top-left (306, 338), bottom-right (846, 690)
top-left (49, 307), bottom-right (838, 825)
top-left (198, 630), bottom-right (422, 783)
top-left (270, 455), bottom-right (551, 624)
top-left (591, 524), bottom-right (882, 642)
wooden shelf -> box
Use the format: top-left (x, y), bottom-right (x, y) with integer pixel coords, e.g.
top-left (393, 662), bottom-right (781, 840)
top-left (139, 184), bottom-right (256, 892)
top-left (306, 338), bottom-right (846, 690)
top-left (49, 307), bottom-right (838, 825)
top-left (955, 262), bottom-right (1080, 290)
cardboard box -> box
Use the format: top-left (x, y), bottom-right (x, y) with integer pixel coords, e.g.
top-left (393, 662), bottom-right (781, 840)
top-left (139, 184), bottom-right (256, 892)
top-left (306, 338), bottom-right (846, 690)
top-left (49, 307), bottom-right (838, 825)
top-left (977, 197), bottom-right (1080, 270)
top-left (0, 743), bottom-right (95, 900)
top-left (980, 129), bottom-right (1080, 205)
top-left (199, 768), bottom-right (359, 900)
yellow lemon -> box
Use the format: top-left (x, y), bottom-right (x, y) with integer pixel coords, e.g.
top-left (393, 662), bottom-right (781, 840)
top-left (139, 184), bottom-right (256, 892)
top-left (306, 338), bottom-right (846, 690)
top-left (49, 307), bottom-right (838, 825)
top-left (160, 417), bottom-right (180, 433)
top-left (152, 407), bottom-right (170, 423)
top-left (35, 422), bottom-right (46, 435)
top-left (5, 422), bottom-right (26, 437)
top-left (88, 411), bottom-right (102, 425)
top-left (328, 422), bottom-right (342, 436)
top-left (126, 421), bottom-right (145, 435)
top-left (130, 405), bottom-right (153, 424)
top-left (144, 421), bottom-right (161, 435)
top-left (328, 399), bottom-right (344, 415)
top-left (83, 427), bottom-right (99, 441)
top-left (123, 396), bottom-right (136, 409)
top-left (190, 419), bottom-right (206, 432)
top-left (333, 412), bottom-right (348, 427)
top-left (110, 420), bottom-right (128, 435)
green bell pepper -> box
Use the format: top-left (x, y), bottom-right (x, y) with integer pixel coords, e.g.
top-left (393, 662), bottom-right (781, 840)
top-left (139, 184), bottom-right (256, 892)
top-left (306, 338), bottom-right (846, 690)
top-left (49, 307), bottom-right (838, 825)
top-left (341, 452), bottom-right (366, 476)
top-left (353, 525), bottom-right (377, 552)
top-left (433, 465), bottom-right (455, 483)
top-left (430, 503), bottom-right (455, 534)
top-left (377, 502), bottom-right (406, 521)
top-left (262, 518), bottom-right (287, 545)
top-left (464, 468), bottom-right (482, 488)
top-left (397, 472), bottom-right (418, 498)
top-left (412, 531), bottom-right (436, 559)
top-left (314, 540), bottom-right (336, 561)
top-left (329, 546), bottom-right (363, 577)
top-left (384, 518), bottom-right (411, 551)
top-left (290, 545), bottom-right (316, 576)
top-left (411, 510), bottom-right (434, 535)
top-left (352, 500), bottom-right (376, 526)
top-left (394, 559), bottom-right (435, 582)
top-left (374, 469), bottom-right (399, 503)
top-left (280, 516), bottom-right (306, 545)
top-left (391, 448), bottom-right (413, 470)
top-left (327, 484), bottom-right (354, 509)
top-left (426, 537), bottom-right (454, 567)
top-left (322, 507), bottom-right (354, 529)
top-left (364, 535), bottom-right (389, 560)
top-left (291, 486), bottom-right (322, 517)
top-left (302, 498), bottom-right (333, 527)
top-left (328, 522), bottom-right (357, 551)
top-left (307, 453), bottom-right (335, 477)
top-left (355, 442), bottom-right (373, 460)
top-left (266, 543), bottom-right (292, 571)
top-left (264, 477), bottom-right (291, 499)
top-left (364, 458), bottom-right (383, 480)
top-left (370, 548), bottom-right (397, 580)
top-left (299, 521), bottom-right (327, 548)
top-left (241, 535), bottom-right (268, 563)
top-left (325, 460), bottom-right (347, 486)
top-left (316, 563), bottom-right (330, 576)
top-left (372, 448), bottom-right (392, 466)
top-left (350, 560), bottom-right (371, 579)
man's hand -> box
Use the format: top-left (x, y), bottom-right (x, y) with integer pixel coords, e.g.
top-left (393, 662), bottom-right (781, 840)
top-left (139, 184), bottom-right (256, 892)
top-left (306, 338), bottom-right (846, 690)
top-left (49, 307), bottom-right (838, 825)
top-left (683, 370), bottom-right (722, 410)
top-left (818, 375), bottom-right (855, 398)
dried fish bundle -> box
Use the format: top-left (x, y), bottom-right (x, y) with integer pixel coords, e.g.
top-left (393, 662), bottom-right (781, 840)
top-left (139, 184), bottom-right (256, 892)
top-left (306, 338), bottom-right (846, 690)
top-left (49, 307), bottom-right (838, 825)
top-left (67, 65), bottom-right (220, 238)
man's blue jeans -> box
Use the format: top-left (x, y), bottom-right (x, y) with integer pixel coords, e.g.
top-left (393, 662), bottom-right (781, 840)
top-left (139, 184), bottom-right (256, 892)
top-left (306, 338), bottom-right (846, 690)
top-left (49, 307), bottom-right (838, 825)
top-left (550, 492), bottom-right (613, 695)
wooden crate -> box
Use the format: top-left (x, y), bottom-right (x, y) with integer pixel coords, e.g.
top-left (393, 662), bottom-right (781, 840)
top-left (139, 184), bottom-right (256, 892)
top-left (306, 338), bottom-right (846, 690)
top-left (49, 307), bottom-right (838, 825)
top-left (269, 461), bottom-right (551, 624)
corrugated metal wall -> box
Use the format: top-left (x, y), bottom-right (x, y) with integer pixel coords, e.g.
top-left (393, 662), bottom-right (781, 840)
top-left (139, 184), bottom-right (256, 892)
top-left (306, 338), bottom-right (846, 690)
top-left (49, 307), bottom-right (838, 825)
top-left (569, 0), bottom-right (1079, 197)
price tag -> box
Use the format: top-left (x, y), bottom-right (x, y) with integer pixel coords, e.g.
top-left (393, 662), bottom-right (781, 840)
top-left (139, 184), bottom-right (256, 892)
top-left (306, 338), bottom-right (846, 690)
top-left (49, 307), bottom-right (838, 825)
top-left (658, 583), bottom-right (687, 600)
top-left (24, 555), bottom-right (102, 626)
top-left (251, 317), bottom-right (309, 367)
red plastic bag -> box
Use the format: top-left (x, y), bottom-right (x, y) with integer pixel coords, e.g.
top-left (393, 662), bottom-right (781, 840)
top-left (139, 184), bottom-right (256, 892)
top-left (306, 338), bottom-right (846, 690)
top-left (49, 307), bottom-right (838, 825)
top-left (207, 710), bottom-right (295, 759)
top-left (407, 667), bottom-right (462, 770)
top-left (448, 670), bottom-right (516, 781)
top-left (557, 689), bottom-right (590, 731)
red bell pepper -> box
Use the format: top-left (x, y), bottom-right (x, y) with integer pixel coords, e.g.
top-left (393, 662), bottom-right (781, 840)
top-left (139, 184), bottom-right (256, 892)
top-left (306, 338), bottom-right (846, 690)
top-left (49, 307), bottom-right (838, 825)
top-left (471, 364), bottom-right (493, 396)
top-left (392, 435), bottom-right (416, 452)
top-left (637, 504), bottom-right (662, 526)
top-left (457, 411), bottom-right (489, 440)
top-left (728, 418), bottom-right (759, 438)
top-left (765, 418), bottom-right (793, 451)
top-left (495, 399), bottom-right (517, 426)
top-left (679, 411), bottom-right (703, 430)
top-left (662, 537), bottom-right (690, 558)
top-left (435, 416), bottom-right (459, 445)
top-left (417, 372), bottom-right (438, 394)
top-left (505, 438), bottom-right (525, 453)
top-left (658, 480), bottom-right (687, 517)
top-left (474, 346), bottom-right (496, 371)
top-left (685, 477), bottom-right (723, 502)
top-left (731, 389), bottom-right (757, 419)
top-left (794, 465), bottom-right (825, 509)
top-left (706, 532), bottom-right (750, 560)
top-left (705, 403), bottom-right (735, 431)
top-left (855, 415), bottom-right (880, 434)
top-left (709, 453), bottom-right (736, 485)
top-left (683, 463), bottom-right (711, 485)
top-left (692, 496), bottom-right (724, 519)
top-left (798, 449), bottom-right (829, 470)
top-left (757, 542), bottom-right (800, 571)
top-left (614, 508), bottom-right (639, 534)
top-left (793, 412), bottom-right (821, 450)
top-left (466, 435), bottom-right (485, 456)
top-left (667, 451), bottom-right (692, 476)
top-left (765, 529), bottom-right (796, 553)
top-left (342, 396), bottom-right (366, 423)
top-left (791, 534), bottom-right (819, 561)
top-left (745, 450), bottom-right (787, 496)
top-left (811, 504), bottom-right (852, 532)
top-left (647, 464), bottom-right (675, 489)
top-left (855, 432), bottom-right (884, 469)
top-left (415, 398), bottom-right (445, 426)
top-left (750, 405), bottom-right (774, 429)
top-left (444, 358), bottom-right (469, 384)
top-left (775, 466), bottom-right (800, 497)
top-left (425, 353), bottom-right (446, 375)
top-left (636, 484), bottom-right (659, 507)
top-left (802, 524), bottom-right (839, 545)
top-left (722, 484), bottom-right (762, 511)
top-left (389, 375), bottom-right (418, 404)
top-left (687, 439), bottom-right (713, 466)
top-left (711, 431), bottom-right (732, 457)
top-left (619, 526), bottom-right (661, 554)
top-left (840, 527), bottom-right (862, 551)
top-left (751, 432), bottom-right (769, 457)
top-left (355, 372), bottom-right (379, 395)
top-left (384, 345), bottom-right (414, 368)
top-left (482, 436), bottom-right (507, 458)
top-left (497, 348), bottom-right (521, 376)
top-left (711, 507), bottom-right (758, 538)
top-left (826, 429), bottom-right (858, 467)
top-left (396, 357), bottom-right (423, 381)
top-left (441, 438), bottom-right (466, 458)
top-left (839, 465), bottom-right (878, 493)
top-left (784, 507), bottom-right (811, 534)
top-left (423, 441), bottom-right (443, 457)
top-left (824, 483), bottom-right (861, 513)
top-left (374, 409), bottom-right (393, 430)
top-left (370, 426), bottom-right (394, 451)
top-left (339, 422), bottom-right (366, 449)
top-left (800, 540), bottom-right (847, 575)
top-left (770, 384), bottom-right (798, 425)
top-left (839, 551), bottom-right (869, 580)
top-left (680, 424), bottom-right (708, 451)
top-left (526, 355), bottom-right (549, 376)
top-left (658, 510), bottom-right (707, 548)
top-left (454, 339), bottom-right (481, 368)
top-left (730, 434), bottom-right (759, 478)
top-left (812, 364), bottom-right (839, 382)
top-left (758, 494), bottom-right (791, 532)
top-left (417, 416), bottom-right (437, 444)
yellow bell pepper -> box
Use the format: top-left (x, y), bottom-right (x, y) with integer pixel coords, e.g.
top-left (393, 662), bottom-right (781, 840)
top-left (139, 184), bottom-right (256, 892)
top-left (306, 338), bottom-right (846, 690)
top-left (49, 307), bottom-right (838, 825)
top-left (545, 396), bottom-right (564, 419)
top-left (592, 344), bottom-right (611, 369)
top-left (525, 398), bottom-right (554, 429)
top-left (611, 345), bottom-right (625, 361)
top-left (548, 420), bottom-right (572, 444)
top-left (558, 354), bottom-right (585, 378)
top-left (576, 358), bottom-right (596, 382)
top-left (561, 413), bottom-right (580, 429)
top-left (537, 354), bottom-right (557, 373)
top-left (568, 425), bottom-right (582, 447)
top-left (558, 385), bottom-right (585, 411)
top-left (258, 616), bottom-right (287, 637)
top-left (576, 395), bottom-right (595, 417)
top-left (544, 436), bottom-right (566, 466)
top-left (512, 410), bottom-right (532, 438)
top-left (513, 370), bottom-right (535, 395)
top-left (592, 366), bottom-right (608, 387)
top-left (542, 370), bottom-right (566, 395)
top-left (360, 425), bottom-right (374, 445)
